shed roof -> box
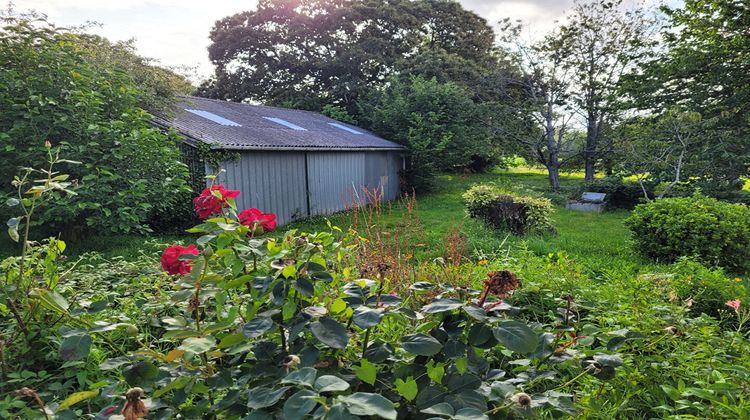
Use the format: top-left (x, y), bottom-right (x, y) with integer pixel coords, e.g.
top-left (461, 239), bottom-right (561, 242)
top-left (152, 96), bottom-right (405, 151)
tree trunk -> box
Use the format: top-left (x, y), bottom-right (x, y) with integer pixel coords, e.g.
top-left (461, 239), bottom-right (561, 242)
top-left (547, 163), bottom-right (560, 191)
top-left (584, 112), bottom-right (597, 182)
top-left (545, 106), bottom-right (561, 191)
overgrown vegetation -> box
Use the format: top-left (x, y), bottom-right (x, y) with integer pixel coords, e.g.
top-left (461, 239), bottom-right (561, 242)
top-left (0, 14), bottom-right (192, 236)
top-left (2, 163), bottom-right (749, 419)
top-left (2, 0), bottom-right (750, 418)
top-left (626, 194), bottom-right (750, 272)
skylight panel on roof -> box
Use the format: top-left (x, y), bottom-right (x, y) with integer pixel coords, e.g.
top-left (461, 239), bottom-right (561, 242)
top-left (263, 117), bottom-right (307, 131)
top-left (185, 109), bottom-right (241, 126)
top-left (328, 122), bottom-right (362, 135)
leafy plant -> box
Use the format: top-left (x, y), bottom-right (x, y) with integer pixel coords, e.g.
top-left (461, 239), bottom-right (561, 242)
top-left (625, 194), bottom-right (750, 272)
top-left (0, 14), bottom-right (190, 236)
top-left (463, 184), bottom-right (555, 235)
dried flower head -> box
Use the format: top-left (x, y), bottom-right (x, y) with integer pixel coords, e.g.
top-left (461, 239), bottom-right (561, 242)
top-left (510, 392), bottom-right (532, 408)
top-left (283, 354), bottom-right (301, 368)
top-left (476, 270), bottom-right (521, 307)
top-left (123, 387), bottom-right (147, 420)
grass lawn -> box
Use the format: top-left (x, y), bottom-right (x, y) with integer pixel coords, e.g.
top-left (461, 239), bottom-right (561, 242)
top-left (0, 167), bottom-right (662, 279)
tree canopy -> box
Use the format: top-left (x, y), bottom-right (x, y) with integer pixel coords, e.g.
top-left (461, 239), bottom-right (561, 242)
top-left (200, 0), bottom-right (500, 111)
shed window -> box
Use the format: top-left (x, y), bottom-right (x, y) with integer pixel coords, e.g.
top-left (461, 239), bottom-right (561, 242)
top-left (184, 109), bottom-right (242, 126)
top-left (263, 117), bottom-right (307, 131)
top-left (328, 122), bottom-right (362, 135)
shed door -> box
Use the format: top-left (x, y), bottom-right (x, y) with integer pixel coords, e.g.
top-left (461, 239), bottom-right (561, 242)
top-left (307, 152), bottom-right (366, 216)
top-left (218, 151), bottom-right (308, 225)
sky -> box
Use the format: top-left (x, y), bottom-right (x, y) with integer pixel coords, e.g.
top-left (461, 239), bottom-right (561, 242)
top-left (13, 0), bottom-right (677, 83)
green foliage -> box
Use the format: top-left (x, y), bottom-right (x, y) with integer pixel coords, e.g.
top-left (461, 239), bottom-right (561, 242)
top-left (3, 167), bottom-right (750, 419)
top-left (463, 184), bottom-right (555, 235)
top-left (364, 76), bottom-right (492, 191)
top-left (74, 34), bottom-right (194, 114)
top-left (201, 0), bottom-right (497, 112)
top-left (669, 258), bottom-right (743, 318)
top-left (0, 16), bottom-right (190, 235)
top-left (321, 104), bottom-right (357, 125)
top-left (619, 0), bottom-right (750, 187)
top-left (573, 177), bottom-right (655, 209)
top-left (626, 195), bottom-right (750, 272)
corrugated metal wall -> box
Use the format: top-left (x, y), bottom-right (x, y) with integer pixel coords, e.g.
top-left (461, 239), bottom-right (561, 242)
top-left (216, 152), bottom-right (308, 225)
top-left (365, 151), bottom-right (401, 202)
top-left (216, 150), bottom-right (401, 225)
top-left (307, 152), bottom-right (366, 215)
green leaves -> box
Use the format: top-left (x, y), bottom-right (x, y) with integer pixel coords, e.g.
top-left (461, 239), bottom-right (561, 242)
top-left (394, 377), bottom-right (418, 401)
top-left (422, 298), bottom-right (463, 314)
top-left (247, 386), bottom-right (291, 410)
top-left (243, 318), bottom-right (274, 338)
top-left (310, 317), bottom-right (349, 349)
top-left (315, 375), bottom-right (350, 393)
top-left (6, 216), bottom-right (20, 242)
top-left (352, 306), bottom-right (383, 329)
top-left (353, 359), bottom-right (377, 385)
top-left (337, 393), bottom-right (397, 420)
top-left (401, 333), bottom-right (442, 356)
top-left (123, 361), bottom-right (160, 387)
top-left (281, 367), bottom-right (317, 388)
top-left (283, 389), bottom-right (318, 418)
top-left (492, 320), bottom-right (538, 354)
top-left (57, 390), bottom-right (99, 411)
top-left (179, 336), bottom-right (216, 354)
top-left (59, 334), bottom-right (91, 361)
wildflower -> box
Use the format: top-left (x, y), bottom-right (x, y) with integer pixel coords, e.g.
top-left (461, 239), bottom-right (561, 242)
top-left (736, 278), bottom-right (743, 283)
top-left (510, 392), bottom-right (532, 409)
top-left (160, 244), bottom-right (199, 275)
top-left (238, 207), bottom-right (277, 234)
top-left (726, 299), bottom-right (741, 313)
top-left (478, 259), bottom-right (488, 266)
top-left (193, 185), bottom-right (240, 219)
top-left (44, 140), bottom-right (52, 148)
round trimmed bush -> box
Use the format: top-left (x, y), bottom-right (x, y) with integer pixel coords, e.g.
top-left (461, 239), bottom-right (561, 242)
top-left (625, 195), bottom-right (750, 272)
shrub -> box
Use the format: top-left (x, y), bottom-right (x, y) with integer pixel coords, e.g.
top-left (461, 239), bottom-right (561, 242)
top-left (668, 258), bottom-right (743, 318)
top-left (362, 76), bottom-right (494, 191)
top-left (625, 194), bottom-right (750, 272)
top-left (463, 184), bottom-right (555, 235)
top-left (573, 177), bottom-right (654, 210)
top-left (0, 15), bottom-right (190, 235)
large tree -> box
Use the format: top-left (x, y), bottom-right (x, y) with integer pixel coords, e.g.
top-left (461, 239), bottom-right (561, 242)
top-left (496, 22), bottom-right (578, 191)
top-left (361, 75), bottom-right (491, 191)
top-left (620, 0), bottom-right (750, 189)
top-left (200, 0), bottom-right (499, 112)
top-left (555, 0), bottom-right (655, 182)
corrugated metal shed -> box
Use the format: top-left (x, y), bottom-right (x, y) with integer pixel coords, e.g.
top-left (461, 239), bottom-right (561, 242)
top-left (153, 96), bottom-right (406, 225)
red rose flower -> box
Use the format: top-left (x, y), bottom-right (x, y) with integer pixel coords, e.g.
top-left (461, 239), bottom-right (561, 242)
top-left (193, 185), bottom-right (240, 219)
top-left (239, 208), bottom-right (277, 234)
top-left (161, 244), bottom-right (199, 275)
